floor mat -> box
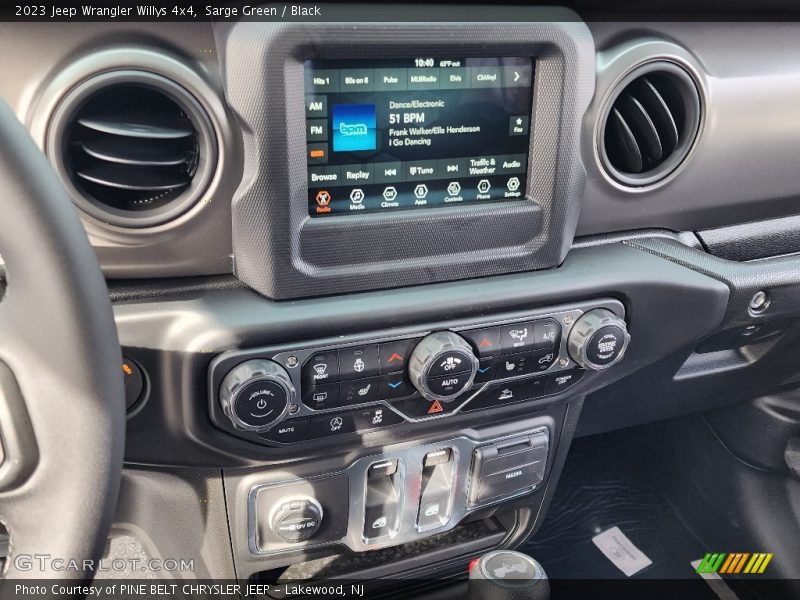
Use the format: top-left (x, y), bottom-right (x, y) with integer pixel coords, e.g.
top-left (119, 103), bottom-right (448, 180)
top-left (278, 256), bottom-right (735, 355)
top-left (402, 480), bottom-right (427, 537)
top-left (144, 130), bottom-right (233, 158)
top-left (523, 430), bottom-right (711, 582)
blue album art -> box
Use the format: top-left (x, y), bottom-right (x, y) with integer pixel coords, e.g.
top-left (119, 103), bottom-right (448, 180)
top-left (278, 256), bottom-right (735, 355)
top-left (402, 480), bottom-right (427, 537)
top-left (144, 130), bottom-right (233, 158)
top-left (332, 104), bottom-right (377, 152)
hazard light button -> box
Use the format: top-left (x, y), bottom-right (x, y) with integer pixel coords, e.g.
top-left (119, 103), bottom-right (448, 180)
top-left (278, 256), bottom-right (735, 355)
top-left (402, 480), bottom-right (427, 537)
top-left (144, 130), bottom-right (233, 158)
top-left (388, 396), bottom-right (464, 419)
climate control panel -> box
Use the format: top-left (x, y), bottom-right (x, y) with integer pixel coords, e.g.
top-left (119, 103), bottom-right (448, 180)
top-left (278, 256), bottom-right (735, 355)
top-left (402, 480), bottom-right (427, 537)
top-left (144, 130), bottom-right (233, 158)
top-left (208, 300), bottom-right (629, 447)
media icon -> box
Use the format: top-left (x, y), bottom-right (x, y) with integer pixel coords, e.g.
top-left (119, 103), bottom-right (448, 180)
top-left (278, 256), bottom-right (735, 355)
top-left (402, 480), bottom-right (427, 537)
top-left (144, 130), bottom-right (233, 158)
top-left (350, 188), bottom-right (365, 204)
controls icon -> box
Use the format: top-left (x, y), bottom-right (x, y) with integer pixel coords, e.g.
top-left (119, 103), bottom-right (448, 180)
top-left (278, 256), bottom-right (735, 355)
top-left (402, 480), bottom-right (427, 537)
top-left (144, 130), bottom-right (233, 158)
top-left (477, 179), bottom-right (491, 194)
top-left (414, 184), bottom-right (429, 199)
top-left (383, 186), bottom-right (398, 201)
top-left (507, 177), bottom-right (520, 192)
top-left (447, 181), bottom-right (461, 196)
top-left (350, 188), bottom-right (365, 204)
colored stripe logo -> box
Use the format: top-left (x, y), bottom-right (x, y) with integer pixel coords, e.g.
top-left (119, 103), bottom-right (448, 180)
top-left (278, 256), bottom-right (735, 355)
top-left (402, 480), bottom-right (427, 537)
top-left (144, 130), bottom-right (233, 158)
top-left (696, 553), bottom-right (773, 574)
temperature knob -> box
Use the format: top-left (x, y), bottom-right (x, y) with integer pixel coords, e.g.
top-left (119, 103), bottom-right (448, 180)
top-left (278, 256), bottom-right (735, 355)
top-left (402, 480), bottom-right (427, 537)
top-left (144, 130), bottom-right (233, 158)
top-left (219, 359), bottom-right (295, 432)
top-left (408, 331), bottom-right (479, 402)
top-left (567, 309), bottom-right (630, 371)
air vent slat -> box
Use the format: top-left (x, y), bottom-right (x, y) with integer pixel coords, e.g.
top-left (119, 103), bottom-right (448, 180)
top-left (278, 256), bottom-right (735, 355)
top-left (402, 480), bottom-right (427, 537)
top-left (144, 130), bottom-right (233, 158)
top-left (75, 164), bottom-right (190, 191)
top-left (80, 137), bottom-right (192, 167)
top-left (601, 63), bottom-right (700, 185)
top-left (636, 77), bottom-right (679, 153)
top-left (607, 108), bottom-right (643, 173)
top-left (618, 93), bottom-right (663, 163)
top-left (62, 82), bottom-right (203, 221)
top-left (77, 116), bottom-right (194, 139)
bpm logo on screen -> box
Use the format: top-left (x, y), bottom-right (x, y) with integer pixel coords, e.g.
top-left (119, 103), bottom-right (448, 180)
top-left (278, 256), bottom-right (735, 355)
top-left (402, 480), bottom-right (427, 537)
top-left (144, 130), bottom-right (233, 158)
top-left (332, 104), bottom-right (377, 152)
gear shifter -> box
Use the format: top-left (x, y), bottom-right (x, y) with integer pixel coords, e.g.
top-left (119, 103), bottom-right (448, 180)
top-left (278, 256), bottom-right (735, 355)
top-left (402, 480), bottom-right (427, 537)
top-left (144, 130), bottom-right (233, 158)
top-left (468, 551), bottom-right (549, 600)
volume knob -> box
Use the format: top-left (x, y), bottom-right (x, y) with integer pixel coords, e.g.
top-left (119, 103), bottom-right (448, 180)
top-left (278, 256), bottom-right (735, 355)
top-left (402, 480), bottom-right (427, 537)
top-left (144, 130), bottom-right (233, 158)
top-left (219, 359), bottom-right (295, 432)
top-left (408, 331), bottom-right (479, 402)
top-left (567, 309), bottom-right (630, 371)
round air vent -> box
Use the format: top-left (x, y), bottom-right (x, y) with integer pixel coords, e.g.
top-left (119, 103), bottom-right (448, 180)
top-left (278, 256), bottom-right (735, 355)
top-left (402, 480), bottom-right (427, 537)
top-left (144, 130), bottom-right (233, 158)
top-left (599, 61), bottom-right (701, 187)
top-left (49, 71), bottom-right (216, 227)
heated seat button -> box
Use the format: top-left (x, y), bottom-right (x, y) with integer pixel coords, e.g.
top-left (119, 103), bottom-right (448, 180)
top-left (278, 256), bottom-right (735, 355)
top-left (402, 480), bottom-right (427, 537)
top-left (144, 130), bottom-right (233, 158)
top-left (302, 350), bottom-right (339, 386)
top-left (259, 418), bottom-right (310, 443)
top-left (461, 327), bottom-right (501, 357)
top-left (497, 350), bottom-right (556, 378)
top-left (500, 322), bottom-right (536, 354)
top-left (309, 412), bottom-right (356, 438)
top-left (340, 377), bottom-right (379, 405)
top-left (340, 345), bottom-right (380, 380)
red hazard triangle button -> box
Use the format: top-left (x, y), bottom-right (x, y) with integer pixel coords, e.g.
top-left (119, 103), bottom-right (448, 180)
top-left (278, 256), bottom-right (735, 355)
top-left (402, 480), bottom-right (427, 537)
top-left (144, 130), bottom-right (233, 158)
top-left (428, 400), bottom-right (444, 414)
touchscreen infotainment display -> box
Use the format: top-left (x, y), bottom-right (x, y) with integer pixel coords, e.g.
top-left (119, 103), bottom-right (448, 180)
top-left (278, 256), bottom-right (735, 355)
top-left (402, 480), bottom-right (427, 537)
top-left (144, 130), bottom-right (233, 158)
top-left (304, 57), bottom-right (534, 217)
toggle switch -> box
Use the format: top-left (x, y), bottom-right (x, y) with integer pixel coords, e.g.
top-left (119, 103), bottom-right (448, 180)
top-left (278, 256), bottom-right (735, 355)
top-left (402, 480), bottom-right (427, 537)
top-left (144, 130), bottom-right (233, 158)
top-left (363, 459), bottom-right (401, 541)
top-left (417, 448), bottom-right (455, 531)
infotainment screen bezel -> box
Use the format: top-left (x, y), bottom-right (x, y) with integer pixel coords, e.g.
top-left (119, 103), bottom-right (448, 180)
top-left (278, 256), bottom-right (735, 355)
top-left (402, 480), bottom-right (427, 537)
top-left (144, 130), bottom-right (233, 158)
top-left (216, 8), bottom-right (594, 299)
